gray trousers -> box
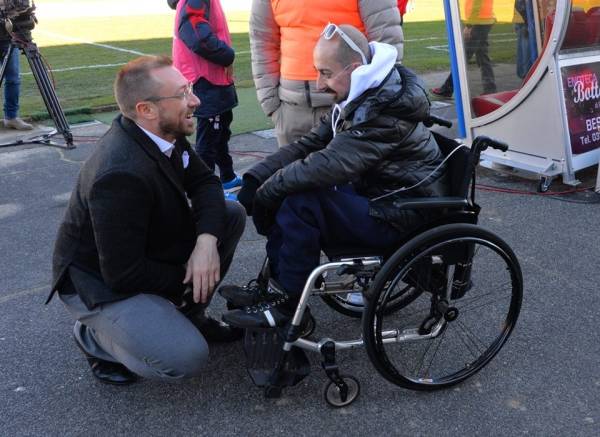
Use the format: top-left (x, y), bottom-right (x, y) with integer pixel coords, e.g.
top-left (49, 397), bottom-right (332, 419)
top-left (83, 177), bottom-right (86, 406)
top-left (272, 102), bottom-right (330, 147)
top-left (60, 201), bottom-right (246, 381)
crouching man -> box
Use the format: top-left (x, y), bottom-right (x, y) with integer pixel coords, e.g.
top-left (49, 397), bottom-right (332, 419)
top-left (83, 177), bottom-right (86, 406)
top-left (48, 56), bottom-right (245, 384)
top-left (220, 24), bottom-right (449, 329)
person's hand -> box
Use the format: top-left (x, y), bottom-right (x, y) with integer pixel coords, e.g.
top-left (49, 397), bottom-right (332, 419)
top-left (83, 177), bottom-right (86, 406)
top-left (237, 176), bottom-right (260, 215)
top-left (183, 233), bottom-right (220, 304)
top-left (463, 26), bottom-right (472, 40)
top-left (252, 200), bottom-right (276, 236)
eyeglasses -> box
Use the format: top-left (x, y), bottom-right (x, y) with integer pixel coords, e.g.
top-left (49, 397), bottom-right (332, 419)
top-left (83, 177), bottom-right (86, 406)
top-left (321, 23), bottom-right (367, 65)
top-left (145, 82), bottom-right (194, 102)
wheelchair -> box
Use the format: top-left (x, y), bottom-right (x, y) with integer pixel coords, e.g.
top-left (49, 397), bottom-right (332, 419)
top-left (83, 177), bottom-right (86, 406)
top-left (241, 123), bottom-right (523, 407)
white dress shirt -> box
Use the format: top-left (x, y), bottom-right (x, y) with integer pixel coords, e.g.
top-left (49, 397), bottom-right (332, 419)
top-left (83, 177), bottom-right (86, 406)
top-left (136, 124), bottom-right (175, 158)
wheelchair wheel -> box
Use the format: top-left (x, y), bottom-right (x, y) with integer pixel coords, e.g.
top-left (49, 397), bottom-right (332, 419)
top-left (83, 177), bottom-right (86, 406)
top-left (321, 279), bottom-right (420, 319)
top-left (321, 293), bottom-right (365, 318)
top-left (363, 224), bottom-right (523, 391)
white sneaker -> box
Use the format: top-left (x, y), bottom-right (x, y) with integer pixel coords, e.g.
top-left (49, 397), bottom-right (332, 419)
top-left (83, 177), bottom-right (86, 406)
top-left (346, 292), bottom-right (364, 305)
top-left (4, 118), bottom-right (34, 130)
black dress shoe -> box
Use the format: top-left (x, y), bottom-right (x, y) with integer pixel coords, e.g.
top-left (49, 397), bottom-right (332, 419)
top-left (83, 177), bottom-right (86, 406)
top-left (188, 314), bottom-right (244, 343)
top-left (74, 336), bottom-right (137, 385)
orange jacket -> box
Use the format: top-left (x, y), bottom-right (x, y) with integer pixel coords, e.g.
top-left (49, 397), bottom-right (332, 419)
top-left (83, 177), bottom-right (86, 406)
top-left (274, 0), bottom-right (365, 80)
top-left (250, 0), bottom-right (404, 116)
top-left (463, 0), bottom-right (496, 25)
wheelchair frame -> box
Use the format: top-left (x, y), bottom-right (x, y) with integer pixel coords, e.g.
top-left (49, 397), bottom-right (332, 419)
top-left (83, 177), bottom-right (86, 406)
top-left (243, 134), bottom-right (523, 407)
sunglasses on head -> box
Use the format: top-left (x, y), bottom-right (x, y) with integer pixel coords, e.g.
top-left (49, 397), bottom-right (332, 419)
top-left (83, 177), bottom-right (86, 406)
top-left (321, 23), bottom-right (367, 65)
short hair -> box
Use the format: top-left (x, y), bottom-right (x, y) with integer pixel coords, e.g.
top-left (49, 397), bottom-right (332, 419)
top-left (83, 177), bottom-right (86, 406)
top-left (335, 25), bottom-right (372, 66)
top-left (114, 55), bottom-right (173, 119)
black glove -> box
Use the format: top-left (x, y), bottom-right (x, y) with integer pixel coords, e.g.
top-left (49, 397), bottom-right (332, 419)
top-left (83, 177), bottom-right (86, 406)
top-left (237, 176), bottom-right (260, 216)
top-left (167, 0), bottom-right (179, 10)
top-left (252, 199), bottom-right (276, 236)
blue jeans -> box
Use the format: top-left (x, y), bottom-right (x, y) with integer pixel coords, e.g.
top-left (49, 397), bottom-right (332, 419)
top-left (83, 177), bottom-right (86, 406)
top-left (515, 24), bottom-right (533, 79)
top-left (266, 187), bottom-right (405, 300)
top-left (2, 47), bottom-right (21, 119)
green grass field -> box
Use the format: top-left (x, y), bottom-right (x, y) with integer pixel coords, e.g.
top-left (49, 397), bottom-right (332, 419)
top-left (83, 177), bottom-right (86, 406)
top-left (15, 4), bottom-right (521, 134)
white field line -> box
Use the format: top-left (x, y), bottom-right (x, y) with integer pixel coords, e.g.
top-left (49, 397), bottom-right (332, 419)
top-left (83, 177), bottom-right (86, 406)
top-left (21, 54), bottom-right (252, 76)
top-left (23, 32), bottom-right (515, 75)
top-left (427, 37), bottom-right (518, 52)
top-left (405, 32), bottom-right (517, 42)
top-left (21, 53), bottom-right (252, 76)
top-left (21, 63), bottom-right (126, 75)
top-left (35, 30), bottom-right (146, 56)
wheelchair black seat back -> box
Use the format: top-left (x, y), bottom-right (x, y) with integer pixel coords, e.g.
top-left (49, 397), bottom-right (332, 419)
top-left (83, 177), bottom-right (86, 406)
top-left (319, 131), bottom-right (498, 318)
top-left (243, 126), bottom-right (523, 408)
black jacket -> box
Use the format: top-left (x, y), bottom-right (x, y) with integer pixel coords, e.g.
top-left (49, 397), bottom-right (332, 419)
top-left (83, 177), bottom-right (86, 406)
top-left (48, 115), bottom-right (226, 308)
top-left (247, 66), bottom-right (449, 231)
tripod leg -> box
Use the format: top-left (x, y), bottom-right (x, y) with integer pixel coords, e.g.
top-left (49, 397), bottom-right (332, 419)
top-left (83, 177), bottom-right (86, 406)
top-left (22, 42), bottom-right (74, 148)
top-left (0, 44), bottom-right (11, 90)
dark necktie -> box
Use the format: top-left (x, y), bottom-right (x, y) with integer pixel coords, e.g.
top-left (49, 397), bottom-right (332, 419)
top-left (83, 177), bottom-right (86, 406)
top-left (169, 146), bottom-right (184, 179)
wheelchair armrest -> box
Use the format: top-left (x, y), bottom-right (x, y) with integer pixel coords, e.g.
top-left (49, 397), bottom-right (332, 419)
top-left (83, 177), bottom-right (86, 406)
top-left (393, 196), bottom-right (468, 210)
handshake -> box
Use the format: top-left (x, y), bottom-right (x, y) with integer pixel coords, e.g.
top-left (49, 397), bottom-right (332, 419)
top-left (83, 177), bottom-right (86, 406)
top-left (236, 175), bottom-right (275, 236)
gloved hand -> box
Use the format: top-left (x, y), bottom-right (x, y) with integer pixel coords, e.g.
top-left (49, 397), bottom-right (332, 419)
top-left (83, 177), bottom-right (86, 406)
top-left (167, 0), bottom-right (179, 10)
top-left (237, 176), bottom-right (260, 216)
top-left (252, 199), bottom-right (276, 236)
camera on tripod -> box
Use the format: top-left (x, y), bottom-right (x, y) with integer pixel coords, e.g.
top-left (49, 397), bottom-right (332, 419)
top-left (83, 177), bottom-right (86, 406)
top-left (0, 0), bottom-right (36, 36)
top-left (0, 0), bottom-right (73, 148)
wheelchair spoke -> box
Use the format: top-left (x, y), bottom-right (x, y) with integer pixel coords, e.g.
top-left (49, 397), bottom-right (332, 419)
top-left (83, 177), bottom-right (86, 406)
top-left (420, 333), bottom-right (447, 380)
top-left (456, 291), bottom-right (512, 312)
top-left (413, 332), bottom-right (438, 377)
top-left (364, 227), bottom-right (522, 389)
top-left (455, 319), bottom-right (487, 357)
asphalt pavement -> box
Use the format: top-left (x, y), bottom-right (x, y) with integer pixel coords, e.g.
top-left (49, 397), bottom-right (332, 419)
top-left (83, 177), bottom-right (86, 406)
top-left (1, 86), bottom-right (599, 436)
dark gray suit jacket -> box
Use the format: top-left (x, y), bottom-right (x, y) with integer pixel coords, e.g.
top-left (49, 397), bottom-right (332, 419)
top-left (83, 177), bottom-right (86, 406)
top-left (48, 115), bottom-right (226, 309)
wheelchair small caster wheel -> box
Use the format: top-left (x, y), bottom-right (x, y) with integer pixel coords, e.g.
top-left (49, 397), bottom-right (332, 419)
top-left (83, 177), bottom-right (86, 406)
top-left (301, 313), bottom-right (316, 338)
top-left (323, 375), bottom-right (360, 407)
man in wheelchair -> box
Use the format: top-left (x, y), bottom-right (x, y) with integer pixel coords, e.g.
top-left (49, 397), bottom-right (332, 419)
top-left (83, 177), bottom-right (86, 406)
top-left (221, 24), bottom-right (450, 329)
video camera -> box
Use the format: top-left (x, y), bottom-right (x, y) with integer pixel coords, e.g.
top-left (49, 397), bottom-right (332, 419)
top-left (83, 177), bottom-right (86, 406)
top-left (0, 0), bottom-right (36, 35)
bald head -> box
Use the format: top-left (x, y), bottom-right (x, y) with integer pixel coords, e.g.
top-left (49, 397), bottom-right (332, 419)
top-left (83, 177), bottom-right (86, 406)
top-left (313, 24), bottom-right (372, 103)
top-left (315, 24), bottom-right (371, 67)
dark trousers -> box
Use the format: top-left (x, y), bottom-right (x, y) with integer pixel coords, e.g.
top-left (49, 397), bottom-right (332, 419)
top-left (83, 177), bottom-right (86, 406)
top-left (195, 110), bottom-right (235, 183)
top-left (265, 187), bottom-right (405, 300)
top-left (441, 24), bottom-right (496, 94)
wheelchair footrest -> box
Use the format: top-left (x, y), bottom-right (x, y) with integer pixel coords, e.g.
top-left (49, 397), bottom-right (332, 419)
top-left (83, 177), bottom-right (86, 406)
top-left (243, 328), bottom-right (311, 390)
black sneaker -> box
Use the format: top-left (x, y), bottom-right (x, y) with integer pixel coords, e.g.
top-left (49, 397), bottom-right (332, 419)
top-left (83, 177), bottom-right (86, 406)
top-left (223, 301), bottom-right (315, 336)
top-left (222, 293), bottom-right (292, 329)
top-left (222, 279), bottom-right (315, 336)
top-left (219, 278), bottom-right (274, 308)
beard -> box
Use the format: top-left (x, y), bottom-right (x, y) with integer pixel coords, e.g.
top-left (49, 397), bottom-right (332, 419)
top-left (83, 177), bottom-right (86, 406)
top-left (323, 86), bottom-right (347, 103)
top-left (158, 114), bottom-right (194, 139)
